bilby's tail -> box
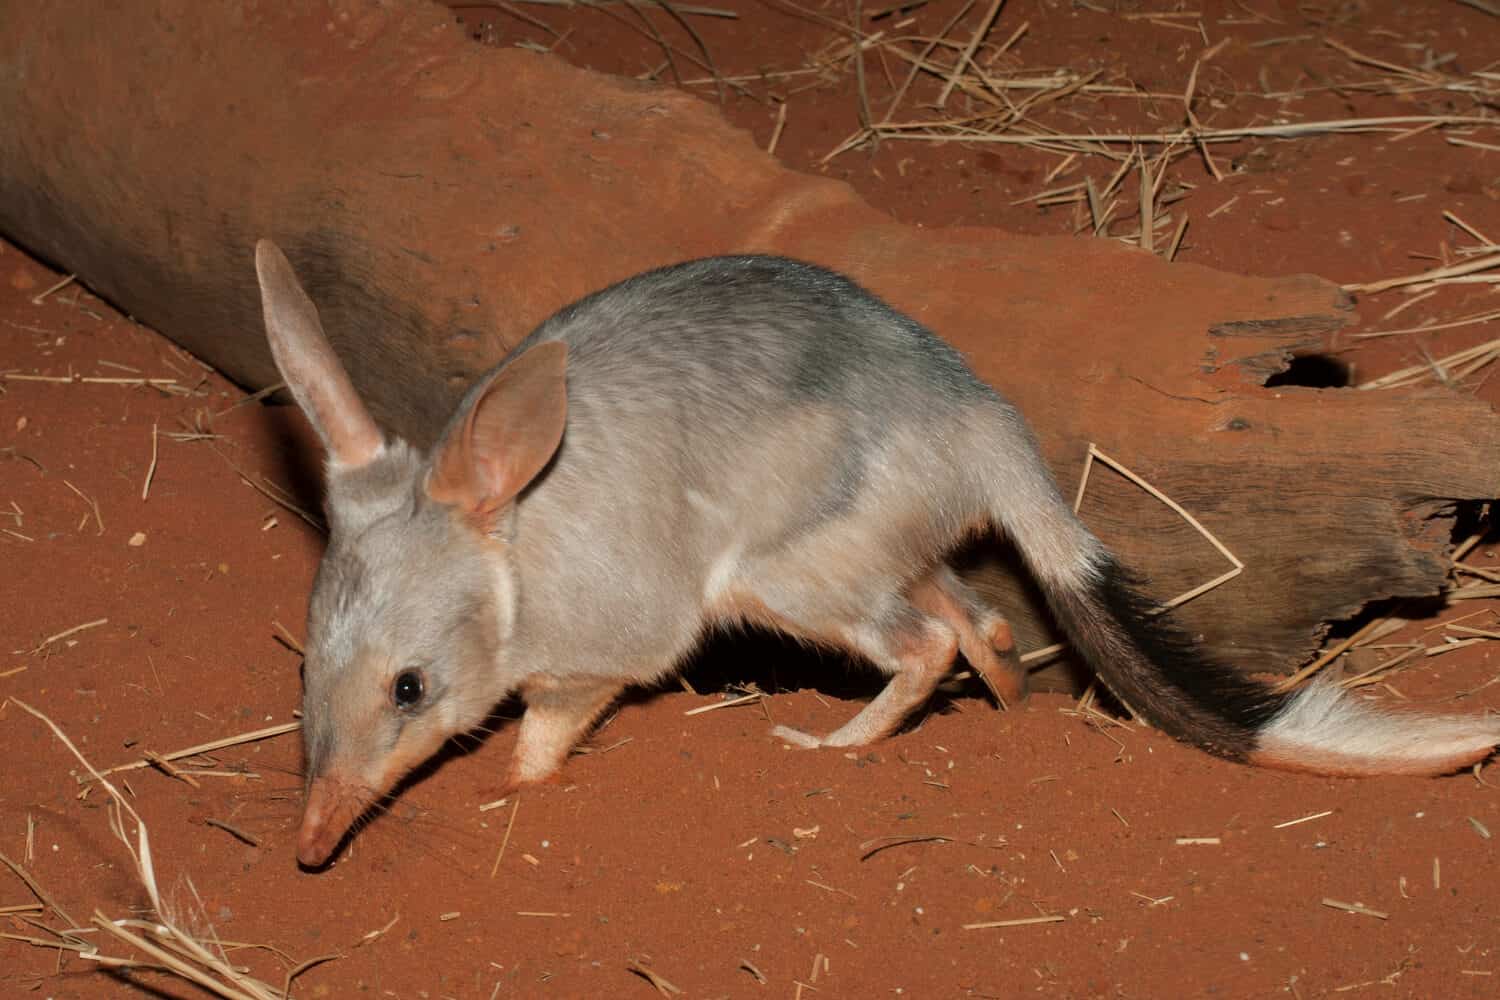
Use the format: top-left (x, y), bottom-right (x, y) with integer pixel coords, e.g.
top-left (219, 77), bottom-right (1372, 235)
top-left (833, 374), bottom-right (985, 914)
top-left (1252, 673), bottom-right (1500, 776)
top-left (985, 431), bottom-right (1500, 777)
top-left (1048, 553), bottom-right (1500, 776)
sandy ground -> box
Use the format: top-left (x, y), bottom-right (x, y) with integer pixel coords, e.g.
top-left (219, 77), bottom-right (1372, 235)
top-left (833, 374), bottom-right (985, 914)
top-left (3, 1), bottom-right (1499, 996)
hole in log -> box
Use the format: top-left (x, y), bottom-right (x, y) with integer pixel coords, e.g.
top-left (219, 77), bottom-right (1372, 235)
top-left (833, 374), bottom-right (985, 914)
top-left (1264, 354), bottom-right (1351, 389)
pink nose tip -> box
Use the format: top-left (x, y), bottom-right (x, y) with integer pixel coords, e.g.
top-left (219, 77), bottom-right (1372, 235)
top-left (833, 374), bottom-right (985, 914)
top-left (297, 817), bottom-right (334, 867)
top-left (297, 777), bottom-right (353, 867)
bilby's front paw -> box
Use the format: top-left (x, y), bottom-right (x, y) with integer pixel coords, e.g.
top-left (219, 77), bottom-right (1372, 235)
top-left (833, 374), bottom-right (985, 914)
top-left (770, 724), bottom-right (825, 749)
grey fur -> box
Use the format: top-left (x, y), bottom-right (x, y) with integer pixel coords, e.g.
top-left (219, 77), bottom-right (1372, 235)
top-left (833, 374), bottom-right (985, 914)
top-left (265, 252), bottom-right (1098, 821)
top-left (501, 256), bottom-right (1080, 666)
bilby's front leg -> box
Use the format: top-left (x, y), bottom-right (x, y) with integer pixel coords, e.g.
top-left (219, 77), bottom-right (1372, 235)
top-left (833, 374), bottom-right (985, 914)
top-left (506, 675), bottom-right (625, 788)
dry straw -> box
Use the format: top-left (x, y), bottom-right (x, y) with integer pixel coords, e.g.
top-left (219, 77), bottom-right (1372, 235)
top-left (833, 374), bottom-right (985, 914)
top-left (6, 699), bottom-right (327, 997)
top-left (748, 0), bottom-right (1498, 260)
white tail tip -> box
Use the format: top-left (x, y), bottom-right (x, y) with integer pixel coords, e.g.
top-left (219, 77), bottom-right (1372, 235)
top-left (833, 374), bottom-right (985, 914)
top-left (1252, 678), bottom-right (1500, 777)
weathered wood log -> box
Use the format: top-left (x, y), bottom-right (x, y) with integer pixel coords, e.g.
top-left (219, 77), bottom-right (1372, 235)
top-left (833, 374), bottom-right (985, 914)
top-left (1, 0), bottom-right (1495, 680)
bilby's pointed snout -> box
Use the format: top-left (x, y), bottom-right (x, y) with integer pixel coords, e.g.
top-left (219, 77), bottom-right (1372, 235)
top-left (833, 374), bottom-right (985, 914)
top-left (297, 776), bottom-right (367, 868)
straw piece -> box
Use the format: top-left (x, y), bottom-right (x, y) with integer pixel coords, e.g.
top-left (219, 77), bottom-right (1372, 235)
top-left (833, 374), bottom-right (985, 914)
top-left (1273, 615), bottom-right (1393, 693)
top-left (142, 423), bottom-right (160, 501)
top-left (869, 114), bottom-right (1491, 147)
top-left (627, 957), bottom-right (683, 996)
top-left (962, 914), bottom-right (1065, 929)
top-left (32, 617), bottom-right (108, 655)
top-left (1321, 898), bottom-right (1388, 920)
top-left (95, 721), bottom-right (301, 778)
top-left (1344, 252), bottom-right (1500, 295)
top-left (1351, 308), bottom-right (1500, 340)
top-left (936, 0), bottom-right (1005, 107)
top-left (1273, 810), bottom-right (1332, 829)
top-left (0, 851), bottom-right (81, 933)
top-left (489, 799), bottom-right (520, 878)
top-left (684, 692), bottom-right (762, 715)
top-left (30, 273), bottom-right (77, 305)
top-left (1357, 336), bottom-right (1500, 391)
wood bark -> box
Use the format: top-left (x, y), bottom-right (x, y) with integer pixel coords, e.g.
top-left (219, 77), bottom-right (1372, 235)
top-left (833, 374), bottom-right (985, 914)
top-left (1, 0), bottom-right (1494, 680)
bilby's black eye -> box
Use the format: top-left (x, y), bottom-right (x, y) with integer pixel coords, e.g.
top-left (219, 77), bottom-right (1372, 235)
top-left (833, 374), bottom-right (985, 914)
top-left (392, 669), bottom-right (425, 709)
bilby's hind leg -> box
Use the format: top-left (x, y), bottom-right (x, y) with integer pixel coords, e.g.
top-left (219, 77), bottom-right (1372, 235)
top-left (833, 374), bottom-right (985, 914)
top-left (909, 565), bottom-right (1028, 708)
top-left (769, 603), bottom-right (960, 749)
top-left (506, 675), bottom-right (626, 788)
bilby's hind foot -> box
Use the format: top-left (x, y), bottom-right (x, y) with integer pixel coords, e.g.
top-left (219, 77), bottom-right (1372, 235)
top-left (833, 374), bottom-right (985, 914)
top-left (784, 611), bottom-right (960, 749)
top-left (769, 724), bottom-right (825, 749)
top-left (909, 566), bottom-right (1028, 709)
top-left (976, 613), bottom-right (1028, 707)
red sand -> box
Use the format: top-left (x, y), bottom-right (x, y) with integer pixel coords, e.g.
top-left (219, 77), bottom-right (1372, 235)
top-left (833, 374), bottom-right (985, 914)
top-left (3, 2), bottom-right (1498, 996)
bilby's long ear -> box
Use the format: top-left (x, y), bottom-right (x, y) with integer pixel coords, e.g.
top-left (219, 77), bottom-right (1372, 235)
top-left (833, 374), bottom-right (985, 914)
top-left (426, 341), bottom-right (568, 524)
top-left (254, 239), bottom-right (384, 469)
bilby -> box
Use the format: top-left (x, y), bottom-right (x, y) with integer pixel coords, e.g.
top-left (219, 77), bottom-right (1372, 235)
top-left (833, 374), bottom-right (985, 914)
top-left (253, 239), bottom-right (1500, 868)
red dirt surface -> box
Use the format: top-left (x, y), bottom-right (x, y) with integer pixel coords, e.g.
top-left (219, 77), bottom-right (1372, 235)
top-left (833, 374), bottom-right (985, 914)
top-left (3, 1), bottom-right (1498, 997)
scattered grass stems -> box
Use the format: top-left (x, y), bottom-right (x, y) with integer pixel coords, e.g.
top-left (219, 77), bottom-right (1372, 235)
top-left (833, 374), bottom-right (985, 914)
top-left (1356, 336), bottom-right (1500, 391)
top-left (29, 617), bottom-right (108, 656)
top-left (29, 273), bottom-right (77, 305)
top-left (627, 956), bottom-right (683, 996)
top-left (509, 0), bottom-right (737, 17)
top-left (1351, 308), bottom-right (1500, 341)
top-left (1273, 810), bottom-right (1333, 830)
top-left (936, 0), bottom-right (1005, 107)
top-left (142, 422), bottom-right (160, 501)
top-left (1345, 252), bottom-right (1500, 296)
top-left (1321, 898), bottom-right (1388, 920)
top-left (0, 371), bottom-right (181, 389)
top-left (489, 798), bottom-right (520, 878)
top-left (92, 720), bottom-right (301, 781)
top-left (857, 833), bottom-right (953, 860)
top-left (1025, 443), bottom-right (1244, 669)
top-left (962, 914), bottom-right (1065, 929)
top-left (683, 691), bottom-right (763, 715)
top-left (7, 697), bottom-right (327, 998)
top-left (62, 479), bottom-right (104, 535)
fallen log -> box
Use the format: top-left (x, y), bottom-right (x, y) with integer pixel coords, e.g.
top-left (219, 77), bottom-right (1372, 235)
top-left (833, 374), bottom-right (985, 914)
top-left (0, 0), bottom-right (1494, 680)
